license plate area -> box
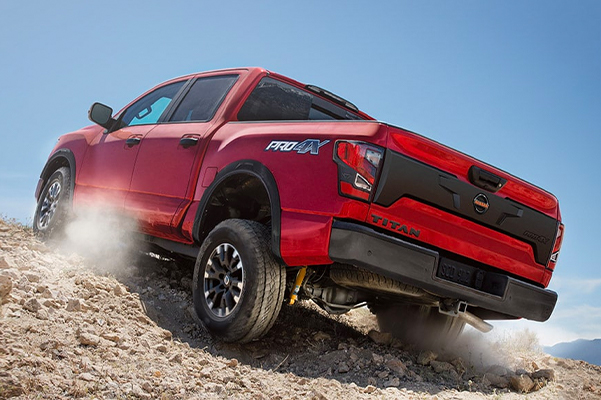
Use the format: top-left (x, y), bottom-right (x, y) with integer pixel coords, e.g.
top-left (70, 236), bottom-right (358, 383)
top-left (436, 257), bottom-right (508, 297)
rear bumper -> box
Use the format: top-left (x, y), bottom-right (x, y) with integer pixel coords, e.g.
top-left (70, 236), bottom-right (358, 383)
top-left (328, 220), bottom-right (557, 322)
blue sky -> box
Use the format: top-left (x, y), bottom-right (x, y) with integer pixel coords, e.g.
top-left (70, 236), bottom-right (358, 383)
top-left (1, 1), bottom-right (599, 345)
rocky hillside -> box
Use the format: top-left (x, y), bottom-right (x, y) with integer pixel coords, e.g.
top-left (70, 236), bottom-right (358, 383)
top-left (1, 216), bottom-right (600, 399)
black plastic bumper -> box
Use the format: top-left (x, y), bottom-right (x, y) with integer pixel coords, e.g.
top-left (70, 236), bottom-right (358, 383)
top-left (328, 220), bottom-right (557, 322)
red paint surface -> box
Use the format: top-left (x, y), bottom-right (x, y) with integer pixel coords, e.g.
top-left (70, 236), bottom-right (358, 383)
top-left (369, 199), bottom-right (548, 285)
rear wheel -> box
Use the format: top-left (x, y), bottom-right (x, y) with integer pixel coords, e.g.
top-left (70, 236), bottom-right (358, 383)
top-left (192, 219), bottom-right (286, 343)
top-left (375, 304), bottom-right (465, 348)
top-left (33, 167), bottom-right (71, 239)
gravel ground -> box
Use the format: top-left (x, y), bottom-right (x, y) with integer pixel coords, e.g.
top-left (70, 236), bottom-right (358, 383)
top-left (1, 216), bottom-right (600, 399)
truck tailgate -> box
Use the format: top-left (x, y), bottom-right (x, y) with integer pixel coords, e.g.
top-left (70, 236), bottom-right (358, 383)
top-left (367, 125), bottom-right (560, 285)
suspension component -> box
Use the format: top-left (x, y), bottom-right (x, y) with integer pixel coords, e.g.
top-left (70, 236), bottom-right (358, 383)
top-left (289, 266), bottom-right (307, 305)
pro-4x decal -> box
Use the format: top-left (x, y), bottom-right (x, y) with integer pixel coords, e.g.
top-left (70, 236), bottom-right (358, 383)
top-left (265, 139), bottom-right (330, 155)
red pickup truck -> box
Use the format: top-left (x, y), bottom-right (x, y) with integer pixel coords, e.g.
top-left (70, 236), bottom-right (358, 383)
top-left (34, 67), bottom-right (564, 344)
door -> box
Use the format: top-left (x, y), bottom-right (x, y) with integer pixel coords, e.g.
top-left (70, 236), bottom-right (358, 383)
top-left (76, 80), bottom-right (187, 212)
top-left (126, 74), bottom-right (239, 237)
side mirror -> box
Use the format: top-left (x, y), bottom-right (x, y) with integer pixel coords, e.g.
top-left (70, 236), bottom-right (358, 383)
top-left (88, 102), bottom-right (116, 130)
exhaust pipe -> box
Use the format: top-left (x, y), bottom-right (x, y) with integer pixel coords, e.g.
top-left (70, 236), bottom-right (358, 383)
top-left (459, 311), bottom-right (493, 333)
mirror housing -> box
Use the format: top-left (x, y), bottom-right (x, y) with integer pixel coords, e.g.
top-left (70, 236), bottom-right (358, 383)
top-left (88, 102), bottom-right (116, 130)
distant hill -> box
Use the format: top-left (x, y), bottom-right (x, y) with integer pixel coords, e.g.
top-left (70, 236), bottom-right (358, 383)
top-left (544, 339), bottom-right (601, 366)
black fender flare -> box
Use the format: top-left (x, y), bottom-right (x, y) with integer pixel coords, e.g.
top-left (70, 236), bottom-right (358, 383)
top-left (36, 149), bottom-right (76, 201)
top-left (192, 160), bottom-right (282, 261)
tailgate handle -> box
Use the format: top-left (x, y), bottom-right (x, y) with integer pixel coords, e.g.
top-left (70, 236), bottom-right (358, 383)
top-left (468, 166), bottom-right (506, 193)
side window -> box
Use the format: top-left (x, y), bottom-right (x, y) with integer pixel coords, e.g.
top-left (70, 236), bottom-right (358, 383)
top-left (237, 77), bottom-right (364, 121)
top-left (119, 81), bottom-right (186, 128)
top-left (169, 75), bottom-right (238, 122)
top-left (237, 78), bottom-right (312, 121)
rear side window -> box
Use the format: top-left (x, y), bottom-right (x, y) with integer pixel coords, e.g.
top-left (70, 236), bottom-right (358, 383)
top-left (238, 77), bottom-right (362, 121)
top-left (170, 75), bottom-right (238, 122)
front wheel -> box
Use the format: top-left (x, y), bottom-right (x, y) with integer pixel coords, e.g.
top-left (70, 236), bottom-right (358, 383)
top-left (33, 167), bottom-right (72, 239)
top-left (192, 219), bottom-right (286, 343)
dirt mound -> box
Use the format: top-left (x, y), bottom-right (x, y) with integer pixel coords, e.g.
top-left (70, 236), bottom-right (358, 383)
top-left (1, 217), bottom-right (600, 399)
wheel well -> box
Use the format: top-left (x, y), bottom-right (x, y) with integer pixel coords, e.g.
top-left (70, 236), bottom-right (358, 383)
top-left (197, 174), bottom-right (272, 244)
top-left (38, 156), bottom-right (72, 200)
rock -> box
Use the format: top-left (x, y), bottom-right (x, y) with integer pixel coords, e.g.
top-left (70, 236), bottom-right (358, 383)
top-left (431, 360), bottom-right (460, 381)
top-left (155, 344), bottom-right (168, 353)
top-left (364, 385), bottom-right (377, 393)
top-left (451, 358), bottom-right (466, 375)
top-left (66, 299), bottom-right (81, 312)
top-left (205, 382), bottom-right (225, 394)
top-left (483, 373), bottom-right (510, 389)
top-left (368, 330), bottom-right (392, 345)
top-left (40, 340), bottom-right (61, 351)
top-left (123, 382), bottom-right (151, 399)
top-left (385, 358), bottom-right (407, 375)
top-left (141, 381), bottom-right (153, 393)
top-left (377, 370), bottom-right (389, 379)
top-left (78, 373), bottom-right (95, 382)
top-left (40, 288), bottom-right (56, 299)
top-left (515, 368), bottom-right (529, 376)
top-left (100, 333), bottom-right (122, 343)
top-left (23, 298), bottom-right (42, 312)
top-left (407, 370), bottom-right (423, 382)
top-left (372, 352), bottom-right (384, 364)
top-left (417, 350), bottom-right (438, 366)
top-left (42, 299), bottom-right (59, 309)
top-left (486, 364), bottom-right (510, 376)
top-left (36, 309), bottom-right (49, 320)
top-left (319, 350), bottom-right (348, 365)
top-left (170, 353), bottom-right (183, 364)
top-left (307, 389), bottom-right (327, 400)
top-left (384, 377), bottom-right (400, 387)
top-left (337, 362), bottom-right (350, 373)
top-left (161, 329), bottom-right (172, 340)
top-left (531, 369), bottom-right (555, 381)
top-left (431, 360), bottom-right (454, 373)
top-left (0, 374), bottom-right (24, 397)
top-left (77, 332), bottom-right (101, 346)
top-left (25, 273), bottom-right (41, 283)
top-left (113, 284), bottom-right (125, 296)
top-left (0, 256), bottom-right (16, 270)
top-left (226, 358), bottom-right (238, 368)
top-left (510, 374), bottom-right (535, 393)
top-left (0, 275), bottom-right (12, 304)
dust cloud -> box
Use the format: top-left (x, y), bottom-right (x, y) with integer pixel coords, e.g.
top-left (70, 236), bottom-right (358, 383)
top-left (439, 327), bottom-right (542, 372)
top-left (58, 207), bottom-right (142, 277)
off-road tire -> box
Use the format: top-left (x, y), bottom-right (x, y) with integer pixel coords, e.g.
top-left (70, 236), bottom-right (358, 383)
top-left (375, 304), bottom-right (465, 348)
top-left (33, 167), bottom-right (72, 239)
top-left (193, 219), bottom-right (286, 343)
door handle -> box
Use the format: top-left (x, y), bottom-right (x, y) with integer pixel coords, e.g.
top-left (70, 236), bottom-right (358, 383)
top-left (125, 137), bottom-right (141, 147)
top-left (180, 136), bottom-right (199, 148)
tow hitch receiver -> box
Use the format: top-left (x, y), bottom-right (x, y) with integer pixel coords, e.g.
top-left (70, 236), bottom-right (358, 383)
top-left (439, 299), bottom-right (493, 333)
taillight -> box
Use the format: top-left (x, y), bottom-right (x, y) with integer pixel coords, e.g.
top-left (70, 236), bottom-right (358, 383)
top-left (548, 223), bottom-right (564, 268)
top-left (334, 141), bottom-right (384, 202)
